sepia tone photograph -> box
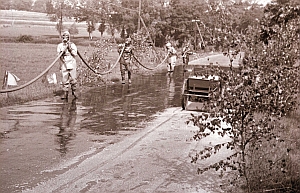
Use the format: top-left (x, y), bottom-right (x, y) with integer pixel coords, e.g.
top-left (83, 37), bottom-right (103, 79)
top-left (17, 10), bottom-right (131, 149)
top-left (0, 0), bottom-right (299, 192)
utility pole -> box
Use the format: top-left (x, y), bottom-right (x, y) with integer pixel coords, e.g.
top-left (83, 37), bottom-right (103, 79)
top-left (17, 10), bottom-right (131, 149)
top-left (192, 19), bottom-right (205, 51)
top-left (192, 19), bottom-right (200, 51)
top-left (138, 0), bottom-right (141, 31)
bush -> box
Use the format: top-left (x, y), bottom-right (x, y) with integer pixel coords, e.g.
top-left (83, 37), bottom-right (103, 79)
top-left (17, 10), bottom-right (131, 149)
top-left (189, 1), bottom-right (300, 193)
top-left (16, 35), bottom-right (33, 42)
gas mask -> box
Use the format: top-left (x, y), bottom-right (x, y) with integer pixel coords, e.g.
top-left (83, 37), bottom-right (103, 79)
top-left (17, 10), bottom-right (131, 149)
top-left (62, 31), bottom-right (70, 43)
top-left (125, 38), bottom-right (132, 45)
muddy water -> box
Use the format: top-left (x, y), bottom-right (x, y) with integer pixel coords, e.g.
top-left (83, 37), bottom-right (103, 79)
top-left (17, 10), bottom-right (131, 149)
top-left (0, 67), bottom-right (184, 192)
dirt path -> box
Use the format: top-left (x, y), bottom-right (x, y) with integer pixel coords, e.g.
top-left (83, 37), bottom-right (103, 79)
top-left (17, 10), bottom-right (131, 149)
top-left (22, 107), bottom-right (232, 193)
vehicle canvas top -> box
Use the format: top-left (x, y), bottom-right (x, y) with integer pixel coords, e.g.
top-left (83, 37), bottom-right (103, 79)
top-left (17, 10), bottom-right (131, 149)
top-left (188, 52), bottom-right (243, 69)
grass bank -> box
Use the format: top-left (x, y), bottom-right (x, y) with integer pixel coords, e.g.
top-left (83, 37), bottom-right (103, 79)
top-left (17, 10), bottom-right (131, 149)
top-left (0, 42), bottom-right (118, 107)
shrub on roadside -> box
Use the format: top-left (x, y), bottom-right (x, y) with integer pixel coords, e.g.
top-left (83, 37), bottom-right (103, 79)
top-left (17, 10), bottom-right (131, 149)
top-left (189, 1), bottom-right (299, 193)
top-left (16, 35), bottom-right (33, 42)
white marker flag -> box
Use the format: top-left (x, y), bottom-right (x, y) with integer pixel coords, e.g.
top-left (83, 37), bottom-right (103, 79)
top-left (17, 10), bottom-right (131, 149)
top-left (6, 71), bottom-right (20, 86)
top-left (47, 73), bottom-right (57, 84)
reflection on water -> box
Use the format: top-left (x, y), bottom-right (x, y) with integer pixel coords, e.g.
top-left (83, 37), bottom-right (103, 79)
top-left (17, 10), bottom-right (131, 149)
top-left (0, 67), bottom-right (184, 192)
top-left (121, 84), bottom-right (133, 120)
top-left (0, 66), bottom-right (184, 159)
top-left (165, 72), bottom-right (176, 106)
top-left (56, 99), bottom-right (77, 156)
top-left (80, 66), bottom-right (183, 136)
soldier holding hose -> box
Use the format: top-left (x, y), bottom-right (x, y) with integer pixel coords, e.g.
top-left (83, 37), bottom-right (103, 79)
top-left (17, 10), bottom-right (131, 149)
top-left (57, 31), bottom-right (78, 100)
top-left (118, 38), bottom-right (134, 84)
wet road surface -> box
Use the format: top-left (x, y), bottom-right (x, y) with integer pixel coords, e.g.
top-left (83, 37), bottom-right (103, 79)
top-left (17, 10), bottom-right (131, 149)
top-left (0, 67), bottom-right (185, 192)
top-left (21, 107), bottom-right (232, 193)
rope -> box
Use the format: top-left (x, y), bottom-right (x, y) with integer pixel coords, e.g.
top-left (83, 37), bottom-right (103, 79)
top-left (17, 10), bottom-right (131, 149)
top-left (0, 48), bottom-right (66, 93)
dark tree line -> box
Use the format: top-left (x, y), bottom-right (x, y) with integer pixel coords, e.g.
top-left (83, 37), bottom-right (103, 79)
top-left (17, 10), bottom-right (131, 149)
top-left (0, 0), bottom-right (270, 48)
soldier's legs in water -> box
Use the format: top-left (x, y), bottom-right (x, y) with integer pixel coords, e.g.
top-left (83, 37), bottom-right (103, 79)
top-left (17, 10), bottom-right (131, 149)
top-left (120, 63), bottom-right (126, 83)
top-left (69, 68), bottom-right (77, 98)
top-left (61, 69), bottom-right (70, 91)
top-left (61, 69), bottom-right (70, 99)
top-left (171, 56), bottom-right (176, 71)
top-left (124, 60), bottom-right (131, 83)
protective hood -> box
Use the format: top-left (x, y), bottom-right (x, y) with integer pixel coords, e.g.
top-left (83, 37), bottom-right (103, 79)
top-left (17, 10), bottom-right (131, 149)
top-left (62, 31), bottom-right (70, 43)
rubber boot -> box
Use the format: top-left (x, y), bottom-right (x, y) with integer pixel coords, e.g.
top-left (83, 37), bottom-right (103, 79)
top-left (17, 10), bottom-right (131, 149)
top-left (121, 77), bottom-right (125, 84)
top-left (61, 91), bottom-right (68, 100)
top-left (72, 90), bottom-right (78, 99)
top-left (128, 72), bottom-right (131, 84)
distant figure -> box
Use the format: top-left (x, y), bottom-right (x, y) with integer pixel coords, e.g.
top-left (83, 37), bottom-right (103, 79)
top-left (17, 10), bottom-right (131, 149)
top-left (57, 31), bottom-right (78, 100)
top-left (118, 38), bottom-right (134, 84)
top-left (182, 43), bottom-right (193, 65)
top-left (166, 42), bottom-right (177, 72)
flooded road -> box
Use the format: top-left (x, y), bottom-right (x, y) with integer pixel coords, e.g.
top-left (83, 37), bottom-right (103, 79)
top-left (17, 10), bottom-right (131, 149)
top-left (0, 66), bottom-right (184, 192)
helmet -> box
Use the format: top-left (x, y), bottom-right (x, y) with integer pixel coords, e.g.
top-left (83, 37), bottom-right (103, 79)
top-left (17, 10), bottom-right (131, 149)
top-left (62, 31), bottom-right (70, 43)
top-left (125, 38), bottom-right (132, 45)
top-left (166, 42), bottom-right (171, 48)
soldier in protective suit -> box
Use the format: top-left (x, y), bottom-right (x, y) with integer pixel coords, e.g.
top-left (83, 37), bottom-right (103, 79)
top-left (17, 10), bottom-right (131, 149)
top-left (166, 42), bottom-right (177, 72)
top-left (118, 38), bottom-right (134, 84)
top-left (182, 43), bottom-right (193, 65)
top-left (57, 31), bottom-right (78, 100)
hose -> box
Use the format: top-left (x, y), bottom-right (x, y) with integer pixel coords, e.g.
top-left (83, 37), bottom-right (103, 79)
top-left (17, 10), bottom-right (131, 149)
top-left (78, 46), bottom-right (125, 75)
top-left (0, 48), bottom-right (66, 93)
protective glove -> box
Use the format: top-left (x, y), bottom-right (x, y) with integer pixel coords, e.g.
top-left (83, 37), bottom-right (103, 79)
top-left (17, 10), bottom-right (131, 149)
top-left (60, 50), bottom-right (66, 56)
top-left (67, 43), bottom-right (72, 52)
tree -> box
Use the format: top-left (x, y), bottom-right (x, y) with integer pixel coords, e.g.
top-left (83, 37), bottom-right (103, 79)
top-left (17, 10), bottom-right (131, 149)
top-left (0, 0), bottom-right (33, 10)
top-left (74, 0), bottom-right (109, 40)
top-left (32, 0), bottom-right (48, 12)
top-left (98, 22), bottom-right (106, 37)
top-left (188, 1), bottom-right (299, 192)
top-left (46, 0), bottom-right (76, 38)
top-left (87, 21), bottom-right (95, 40)
top-left (69, 22), bottom-right (79, 38)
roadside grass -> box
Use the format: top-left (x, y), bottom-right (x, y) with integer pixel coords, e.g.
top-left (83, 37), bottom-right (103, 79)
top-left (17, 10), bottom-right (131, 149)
top-left (0, 41), bottom-right (166, 107)
top-left (0, 42), bottom-right (122, 107)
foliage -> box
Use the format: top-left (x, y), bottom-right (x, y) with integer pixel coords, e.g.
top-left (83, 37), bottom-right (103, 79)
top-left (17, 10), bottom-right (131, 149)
top-left (46, 0), bottom-right (76, 37)
top-left (4, 0), bottom-right (267, 49)
top-left (98, 23), bottom-right (106, 36)
top-left (0, 0), bottom-right (32, 11)
top-left (69, 22), bottom-right (79, 37)
top-left (188, 0), bottom-right (300, 192)
top-left (77, 38), bottom-right (114, 85)
top-left (79, 32), bottom-right (166, 86)
top-left (16, 35), bottom-right (33, 42)
top-left (130, 31), bottom-right (166, 71)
